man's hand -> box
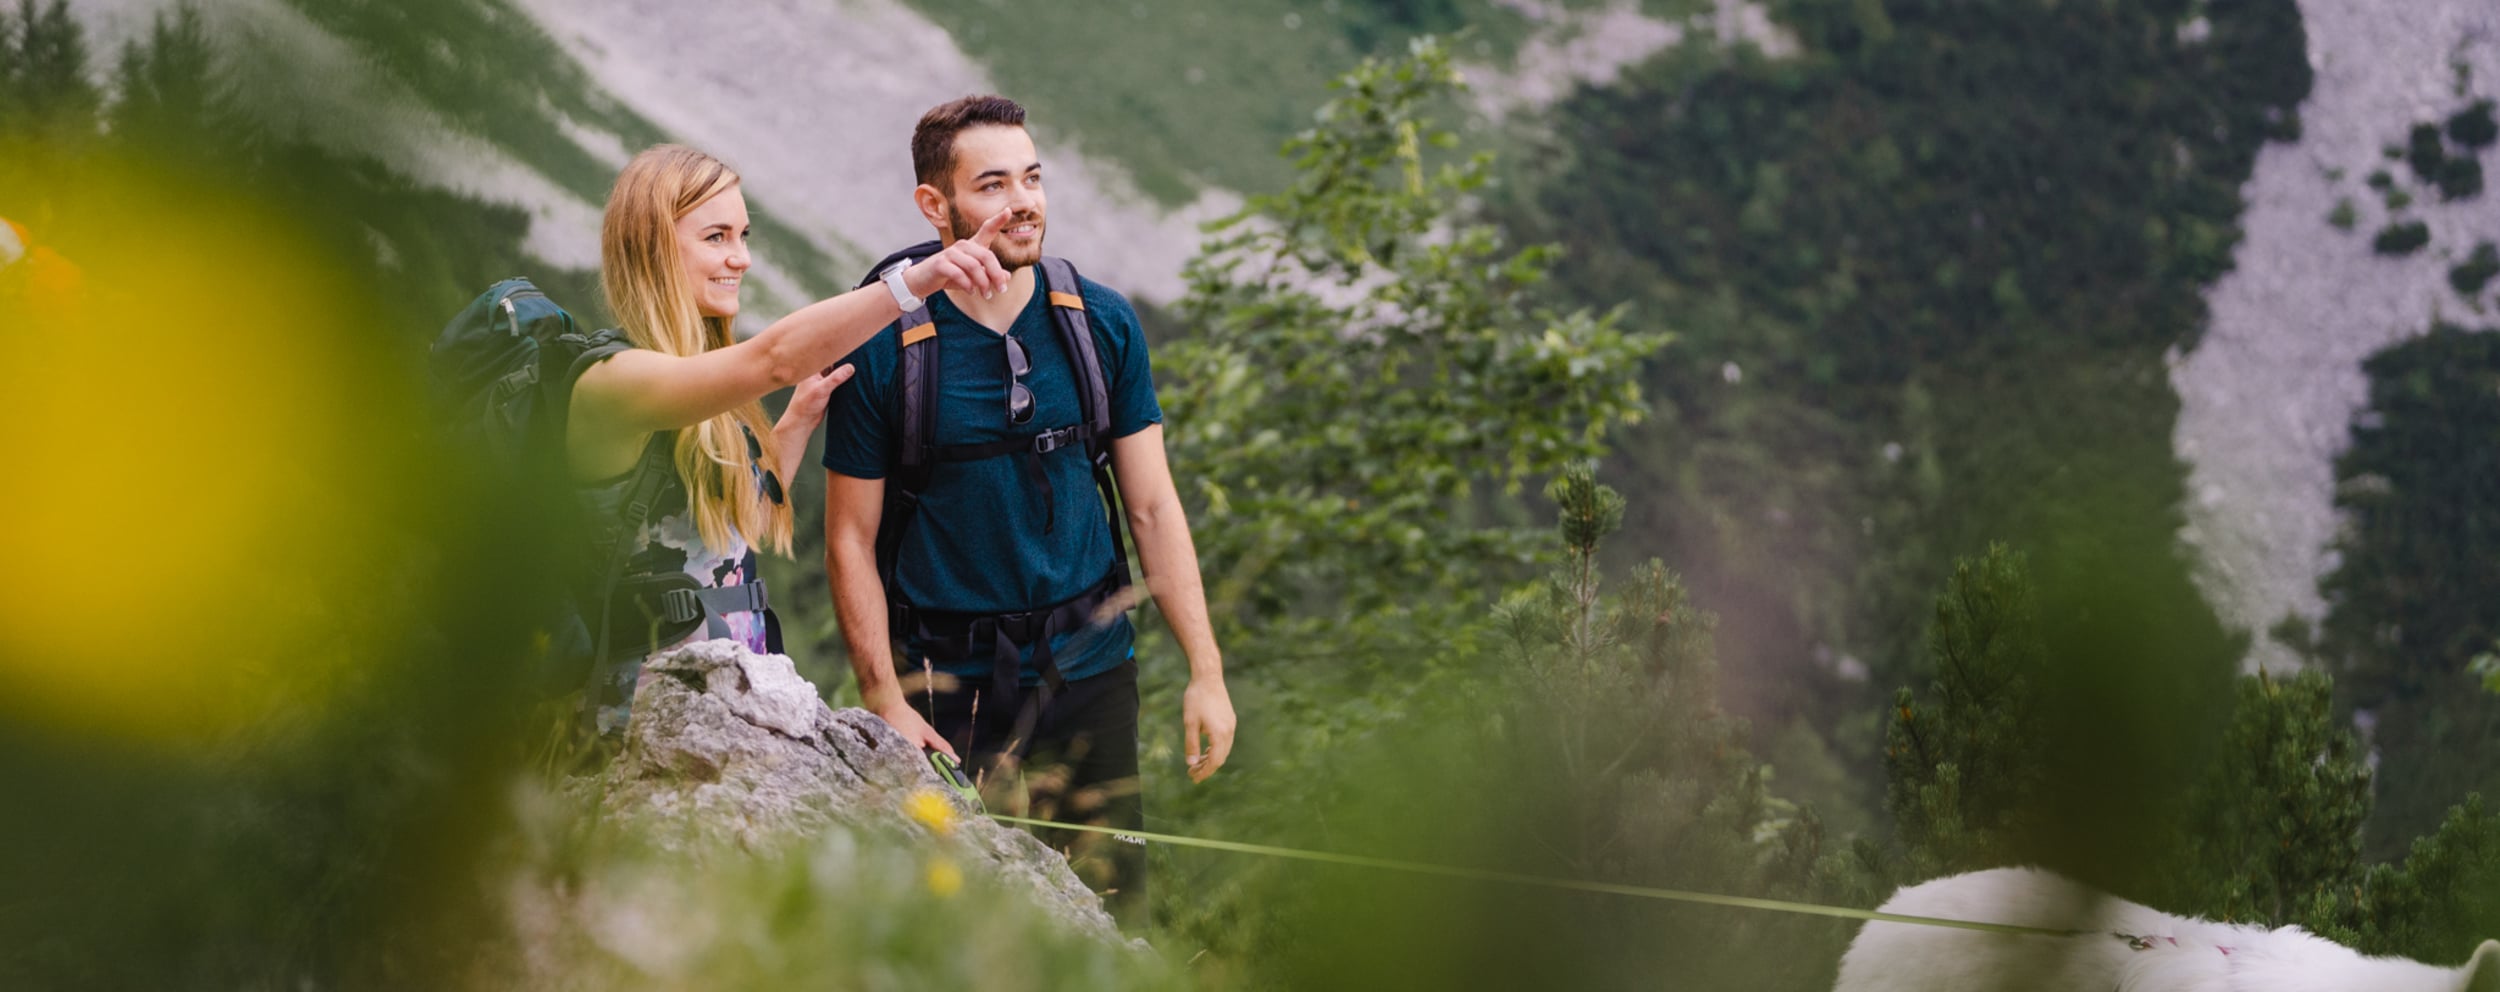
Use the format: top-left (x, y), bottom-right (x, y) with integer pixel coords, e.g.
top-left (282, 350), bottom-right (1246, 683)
top-left (873, 698), bottom-right (957, 760)
top-left (1182, 676), bottom-right (1235, 783)
top-left (770, 363), bottom-right (852, 479)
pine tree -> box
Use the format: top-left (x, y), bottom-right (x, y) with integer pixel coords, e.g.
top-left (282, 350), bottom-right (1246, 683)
top-left (2343, 796), bottom-right (2500, 960)
top-left (106, 3), bottom-right (236, 161)
top-left (0, 3), bottom-right (17, 129)
top-left (2154, 671), bottom-right (2370, 927)
top-left (0, 0), bottom-right (101, 219)
top-left (4, 0), bottom-right (99, 138)
top-left (1882, 543), bottom-right (2047, 878)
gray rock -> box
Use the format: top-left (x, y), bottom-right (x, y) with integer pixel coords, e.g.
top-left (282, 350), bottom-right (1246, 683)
top-left (590, 638), bottom-right (1124, 942)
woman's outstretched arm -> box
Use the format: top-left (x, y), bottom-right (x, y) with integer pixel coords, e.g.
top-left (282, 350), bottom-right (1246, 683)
top-left (571, 210), bottom-right (1009, 443)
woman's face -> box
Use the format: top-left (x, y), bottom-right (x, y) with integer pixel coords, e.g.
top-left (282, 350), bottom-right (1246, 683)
top-left (675, 185), bottom-right (751, 320)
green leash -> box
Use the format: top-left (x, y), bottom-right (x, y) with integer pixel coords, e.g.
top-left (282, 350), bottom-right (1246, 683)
top-left (987, 813), bottom-right (2090, 939)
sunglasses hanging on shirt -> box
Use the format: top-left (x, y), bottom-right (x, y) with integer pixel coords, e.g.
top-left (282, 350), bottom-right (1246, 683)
top-left (1004, 333), bottom-right (1035, 426)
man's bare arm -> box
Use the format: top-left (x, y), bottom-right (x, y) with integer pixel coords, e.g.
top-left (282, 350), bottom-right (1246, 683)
top-left (824, 470), bottom-right (955, 757)
top-left (1109, 424), bottom-right (1234, 782)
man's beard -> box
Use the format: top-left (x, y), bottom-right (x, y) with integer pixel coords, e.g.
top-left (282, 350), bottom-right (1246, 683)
top-left (948, 201), bottom-right (1043, 270)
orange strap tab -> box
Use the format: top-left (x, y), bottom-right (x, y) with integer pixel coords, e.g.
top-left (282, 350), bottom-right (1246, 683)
top-left (1047, 292), bottom-right (1085, 311)
top-left (901, 324), bottom-right (937, 346)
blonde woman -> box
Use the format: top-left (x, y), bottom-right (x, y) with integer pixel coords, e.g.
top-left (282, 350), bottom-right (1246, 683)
top-left (568, 144), bottom-right (1009, 731)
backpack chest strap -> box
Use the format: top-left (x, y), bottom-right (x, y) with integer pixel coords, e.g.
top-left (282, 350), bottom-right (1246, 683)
top-left (933, 423), bottom-right (1089, 462)
top-left (930, 423), bottom-right (1092, 534)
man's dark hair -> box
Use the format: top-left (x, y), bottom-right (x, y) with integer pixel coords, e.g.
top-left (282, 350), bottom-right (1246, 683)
top-left (913, 95), bottom-right (1027, 191)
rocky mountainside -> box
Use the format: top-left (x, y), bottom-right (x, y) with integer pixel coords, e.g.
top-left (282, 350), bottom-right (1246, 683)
top-left (485, 640), bottom-right (1133, 988)
top-left (2172, 0), bottom-right (2499, 672)
top-left (58, 0), bottom-right (1780, 320)
top-left (581, 640), bottom-right (1120, 939)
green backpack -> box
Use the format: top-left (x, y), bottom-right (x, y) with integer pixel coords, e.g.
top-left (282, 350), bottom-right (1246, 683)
top-left (429, 279), bottom-right (705, 696)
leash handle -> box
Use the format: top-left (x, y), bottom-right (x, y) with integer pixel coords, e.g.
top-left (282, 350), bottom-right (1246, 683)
top-left (927, 748), bottom-right (985, 814)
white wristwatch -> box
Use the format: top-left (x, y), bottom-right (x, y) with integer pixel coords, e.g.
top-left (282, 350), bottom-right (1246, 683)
top-left (880, 259), bottom-right (923, 312)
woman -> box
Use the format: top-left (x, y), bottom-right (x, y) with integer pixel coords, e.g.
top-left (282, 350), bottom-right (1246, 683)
top-left (567, 144), bottom-right (1008, 733)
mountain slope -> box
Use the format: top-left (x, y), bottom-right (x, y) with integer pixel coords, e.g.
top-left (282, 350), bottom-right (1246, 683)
top-left (63, 0), bottom-right (1731, 320)
top-left (2172, 0), bottom-right (2500, 672)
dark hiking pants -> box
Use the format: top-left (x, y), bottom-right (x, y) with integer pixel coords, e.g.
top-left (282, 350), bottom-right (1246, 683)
top-left (919, 657), bottom-right (1145, 929)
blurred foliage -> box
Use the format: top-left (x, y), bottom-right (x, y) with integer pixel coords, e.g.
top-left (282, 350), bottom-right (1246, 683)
top-left (1879, 547), bottom-right (2500, 966)
top-left (2314, 324), bottom-right (2500, 858)
top-left (1469, 467), bottom-right (1851, 988)
top-left (1166, 470), bottom-right (1857, 990)
top-left (0, 4), bottom-right (1152, 988)
top-left (0, 2), bottom-right (554, 987)
top-left (471, 787), bottom-right (1180, 990)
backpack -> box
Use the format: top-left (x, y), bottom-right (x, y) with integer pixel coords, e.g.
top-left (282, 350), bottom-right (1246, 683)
top-left (429, 279), bottom-right (713, 698)
top-left (852, 245), bottom-right (1137, 711)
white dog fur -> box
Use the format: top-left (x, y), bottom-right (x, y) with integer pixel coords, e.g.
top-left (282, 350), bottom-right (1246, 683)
top-left (1833, 867), bottom-right (2500, 992)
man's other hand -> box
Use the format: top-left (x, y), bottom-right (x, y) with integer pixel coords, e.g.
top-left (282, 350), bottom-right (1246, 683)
top-left (873, 700), bottom-right (957, 760)
top-left (1182, 676), bottom-right (1235, 783)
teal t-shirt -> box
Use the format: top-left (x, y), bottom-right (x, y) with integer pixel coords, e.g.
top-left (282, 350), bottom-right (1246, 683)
top-left (821, 272), bottom-right (1161, 685)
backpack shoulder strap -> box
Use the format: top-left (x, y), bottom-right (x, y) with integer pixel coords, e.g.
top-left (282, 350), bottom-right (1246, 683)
top-left (546, 327), bottom-right (631, 438)
top-left (1037, 257), bottom-right (1112, 443)
top-left (891, 304), bottom-right (941, 494)
top-left (586, 432), bottom-right (681, 682)
top-left (877, 305), bottom-right (941, 596)
top-left (1036, 257), bottom-right (1137, 589)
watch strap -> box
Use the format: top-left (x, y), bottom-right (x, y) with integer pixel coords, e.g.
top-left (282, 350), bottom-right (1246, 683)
top-left (882, 260), bottom-right (923, 312)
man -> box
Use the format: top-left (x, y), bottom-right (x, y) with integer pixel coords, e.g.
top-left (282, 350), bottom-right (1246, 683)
top-left (822, 94), bottom-right (1236, 928)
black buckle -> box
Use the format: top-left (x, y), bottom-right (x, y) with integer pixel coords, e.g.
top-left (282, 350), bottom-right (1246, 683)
top-left (1033, 428), bottom-right (1072, 454)
top-left (660, 588), bottom-right (701, 625)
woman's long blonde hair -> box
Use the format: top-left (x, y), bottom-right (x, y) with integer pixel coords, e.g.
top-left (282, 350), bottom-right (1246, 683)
top-left (600, 144), bottom-right (792, 556)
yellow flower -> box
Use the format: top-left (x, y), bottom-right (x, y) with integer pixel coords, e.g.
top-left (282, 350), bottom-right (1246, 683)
top-left (904, 788), bottom-right (958, 835)
top-left (925, 858), bottom-right (964, 898)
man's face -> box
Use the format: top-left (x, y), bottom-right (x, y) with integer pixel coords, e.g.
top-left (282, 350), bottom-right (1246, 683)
top-left (940, 124), bottom-right (1045, 271)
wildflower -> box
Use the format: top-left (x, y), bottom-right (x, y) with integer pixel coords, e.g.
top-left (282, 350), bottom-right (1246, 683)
top-left (925, 857), bottom-right (964, 898)
top-left (904, 788), bottom-right (958, 836)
